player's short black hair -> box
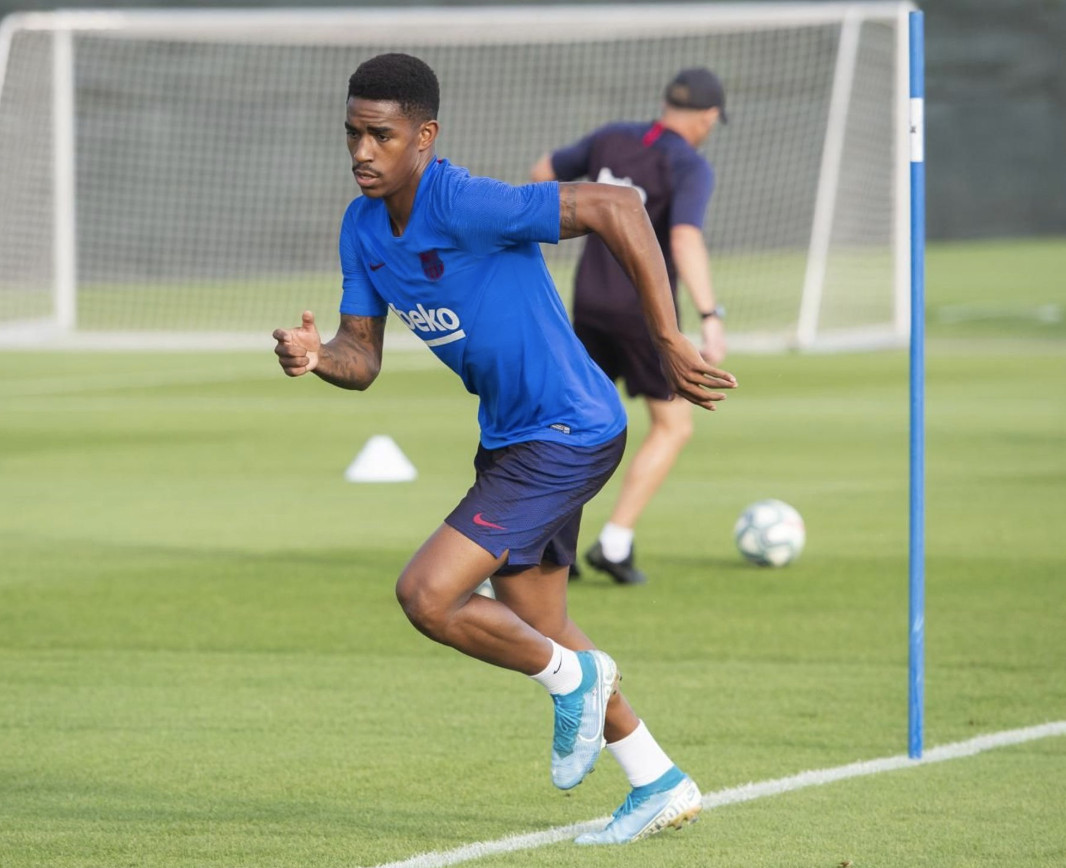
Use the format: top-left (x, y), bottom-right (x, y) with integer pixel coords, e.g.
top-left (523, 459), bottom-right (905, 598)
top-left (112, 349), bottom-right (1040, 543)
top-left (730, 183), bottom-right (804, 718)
top-left (347, 53), bottom-right (440, 122)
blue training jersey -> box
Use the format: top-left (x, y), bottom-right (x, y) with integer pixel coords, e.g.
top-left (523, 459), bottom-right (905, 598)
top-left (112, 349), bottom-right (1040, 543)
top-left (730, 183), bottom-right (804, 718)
top-left (338, 157), bottom-right (626, 450)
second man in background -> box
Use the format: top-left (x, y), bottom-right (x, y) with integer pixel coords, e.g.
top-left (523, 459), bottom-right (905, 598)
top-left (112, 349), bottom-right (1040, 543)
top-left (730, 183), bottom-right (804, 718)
top-left (531, 67), bottom-right (729, 585)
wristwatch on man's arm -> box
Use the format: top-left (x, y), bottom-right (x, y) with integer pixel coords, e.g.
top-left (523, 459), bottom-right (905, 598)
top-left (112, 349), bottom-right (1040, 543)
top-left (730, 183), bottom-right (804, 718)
top-left (700, 305), bottom-right (726, 320)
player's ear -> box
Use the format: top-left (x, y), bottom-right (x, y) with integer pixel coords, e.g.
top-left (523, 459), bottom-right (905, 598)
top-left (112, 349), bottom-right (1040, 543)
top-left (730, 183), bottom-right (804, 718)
top-left (417, 119), bottom-right (439, 151)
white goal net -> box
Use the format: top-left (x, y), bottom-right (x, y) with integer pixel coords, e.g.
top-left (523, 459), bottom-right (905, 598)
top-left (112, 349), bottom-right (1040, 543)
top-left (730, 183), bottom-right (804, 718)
top-left (0, 3), bottom-right (914, 351)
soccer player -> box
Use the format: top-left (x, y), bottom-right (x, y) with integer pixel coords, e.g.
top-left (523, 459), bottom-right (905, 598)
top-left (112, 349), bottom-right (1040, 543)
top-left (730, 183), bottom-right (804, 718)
top-left (530, 67), bottom-right (728, 586)
top-left (273, 53), bottom-right (736, 845)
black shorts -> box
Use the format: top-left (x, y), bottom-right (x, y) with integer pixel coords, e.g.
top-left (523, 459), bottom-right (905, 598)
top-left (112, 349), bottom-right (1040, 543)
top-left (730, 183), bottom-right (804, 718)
top-left (445, 431), bottom-right (627, 575)
top-left (574, 318), bottom-right (673, 401)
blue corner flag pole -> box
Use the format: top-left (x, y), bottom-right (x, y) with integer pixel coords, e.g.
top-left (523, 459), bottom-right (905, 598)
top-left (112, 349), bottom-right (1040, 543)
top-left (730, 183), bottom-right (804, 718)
top-left (908, 8), bottom-right (926, 760)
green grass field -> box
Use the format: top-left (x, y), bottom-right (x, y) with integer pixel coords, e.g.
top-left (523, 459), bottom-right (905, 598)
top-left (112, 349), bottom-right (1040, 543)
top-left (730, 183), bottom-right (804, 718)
top-left (1, 238), bottom-right (1064, 867)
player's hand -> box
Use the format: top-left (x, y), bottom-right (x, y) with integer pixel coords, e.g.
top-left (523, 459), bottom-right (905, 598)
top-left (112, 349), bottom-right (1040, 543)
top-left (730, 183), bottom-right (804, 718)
top-left (659, 333), bottom-right (737, 410)
top-left (700, 316), bottom-right (727, 366)
top-left (272, 310), bottom-right (322, 377)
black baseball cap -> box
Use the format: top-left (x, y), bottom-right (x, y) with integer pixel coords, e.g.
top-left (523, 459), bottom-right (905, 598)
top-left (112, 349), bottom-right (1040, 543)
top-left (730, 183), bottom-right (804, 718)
top-left (664, 67), bottom-right (728, 122)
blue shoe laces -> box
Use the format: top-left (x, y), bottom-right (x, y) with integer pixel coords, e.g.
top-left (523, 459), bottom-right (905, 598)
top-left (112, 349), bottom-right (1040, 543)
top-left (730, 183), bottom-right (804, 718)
top-left (551, 691), bottom-right (582, 756)
top-left (552, 653), bottom-right (600, 757)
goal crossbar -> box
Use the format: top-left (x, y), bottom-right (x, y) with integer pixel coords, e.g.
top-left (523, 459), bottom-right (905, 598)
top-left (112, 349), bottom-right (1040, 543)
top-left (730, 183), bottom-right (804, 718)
top-left (2, 5), bottom-right (915, 44)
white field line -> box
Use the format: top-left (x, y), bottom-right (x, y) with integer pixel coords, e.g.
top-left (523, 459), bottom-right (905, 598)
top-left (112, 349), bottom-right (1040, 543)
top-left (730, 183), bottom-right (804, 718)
top-left (934, 302), bottom-right (1063, 324)
top-left (364, 720), bottom-right (1066, 868)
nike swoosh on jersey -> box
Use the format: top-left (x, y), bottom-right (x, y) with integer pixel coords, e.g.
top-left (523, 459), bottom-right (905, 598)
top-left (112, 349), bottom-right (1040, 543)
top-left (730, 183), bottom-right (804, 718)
top-left (369, 261), bottom-right (386, 271)
top-left (473, 513), bottom-right (507, 530)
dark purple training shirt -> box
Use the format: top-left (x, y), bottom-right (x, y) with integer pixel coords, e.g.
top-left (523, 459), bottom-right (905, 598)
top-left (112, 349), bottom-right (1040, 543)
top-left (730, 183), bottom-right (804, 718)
top-left (550, 121), bottom-right (714, 328)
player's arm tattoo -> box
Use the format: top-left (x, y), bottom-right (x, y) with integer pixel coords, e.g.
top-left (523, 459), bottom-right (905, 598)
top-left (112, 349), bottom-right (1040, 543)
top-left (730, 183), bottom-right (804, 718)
top-left (558, 183), bottom-right (587, 240)
top-left (318, 314), bottom-right (386, 390)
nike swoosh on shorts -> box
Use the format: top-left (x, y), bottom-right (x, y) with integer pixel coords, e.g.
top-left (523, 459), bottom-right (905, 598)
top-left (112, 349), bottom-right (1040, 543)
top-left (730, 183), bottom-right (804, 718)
top-left (473, 513), bottom-right (507, 530)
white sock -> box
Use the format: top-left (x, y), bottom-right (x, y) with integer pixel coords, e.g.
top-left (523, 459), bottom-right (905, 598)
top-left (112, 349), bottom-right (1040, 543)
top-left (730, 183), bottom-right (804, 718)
top-left (529, 640), bottom-right (583, 695)
top-left (607, 720), bottom-right (675, 787)
top-left (599, 522), bottom-right (634, 563)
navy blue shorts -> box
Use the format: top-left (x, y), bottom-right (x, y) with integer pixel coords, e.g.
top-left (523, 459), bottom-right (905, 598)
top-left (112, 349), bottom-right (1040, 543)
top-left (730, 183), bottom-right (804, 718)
top-left (574, 318), bottom-right (673, 401)
top-left (445, 430), bottom-right (627, 575)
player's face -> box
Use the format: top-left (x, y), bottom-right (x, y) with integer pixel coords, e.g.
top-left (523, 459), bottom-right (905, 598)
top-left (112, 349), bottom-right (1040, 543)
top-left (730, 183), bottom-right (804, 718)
top-left (695, 107), bottom-right (721, 144)
top-left (345, 97), bottom-right (436, 199)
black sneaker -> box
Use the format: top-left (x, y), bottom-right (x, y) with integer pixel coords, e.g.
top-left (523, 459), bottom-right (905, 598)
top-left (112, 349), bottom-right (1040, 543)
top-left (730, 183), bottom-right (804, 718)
top-left (585, 541), bottom-right (648, 585)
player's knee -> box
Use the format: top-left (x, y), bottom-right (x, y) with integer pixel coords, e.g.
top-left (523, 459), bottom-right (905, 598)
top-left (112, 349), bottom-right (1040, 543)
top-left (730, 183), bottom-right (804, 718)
top-left (674, 415), bottom-right (695, 444)
top-left (655, 414), bottom-right (694, 446)
top-left (395, 573), bottom-right (450, 640)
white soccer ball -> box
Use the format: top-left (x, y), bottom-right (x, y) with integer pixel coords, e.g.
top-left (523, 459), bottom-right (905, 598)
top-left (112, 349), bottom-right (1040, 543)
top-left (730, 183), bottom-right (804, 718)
top-left (733, 499), bottom-right (806, 567)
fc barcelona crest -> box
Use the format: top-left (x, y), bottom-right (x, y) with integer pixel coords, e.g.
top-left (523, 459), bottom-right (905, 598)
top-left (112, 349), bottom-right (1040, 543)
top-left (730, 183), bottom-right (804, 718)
top-left (419, 249), bottom-right (444, 281)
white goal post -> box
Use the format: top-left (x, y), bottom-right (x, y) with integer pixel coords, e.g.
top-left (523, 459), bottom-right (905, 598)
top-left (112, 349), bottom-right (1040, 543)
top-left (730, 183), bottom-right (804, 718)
top-left (0, 3), bottom-right (915, 351)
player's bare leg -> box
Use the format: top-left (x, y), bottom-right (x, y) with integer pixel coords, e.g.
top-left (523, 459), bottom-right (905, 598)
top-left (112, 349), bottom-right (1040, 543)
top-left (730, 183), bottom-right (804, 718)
top-left (396, 530), bottom-right (620, 788)
top-left (611, 396), bottom-right (694, 528)
top-left (587, 397), bottom-right (693, 584)
top-left (394, 523), bottom-right (553, 673)
top-left (495, 562), bottom-right (700, 837)
top-left (491, 563), bottom-right (640, 744)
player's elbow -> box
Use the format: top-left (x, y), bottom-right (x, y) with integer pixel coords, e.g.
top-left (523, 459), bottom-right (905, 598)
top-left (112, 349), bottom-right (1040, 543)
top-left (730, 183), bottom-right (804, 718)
top-left (608, 184), bottom-right (645, 213)
top-left (670, 224), bottom-right (708, 268)
top-left (586, 184), bottom-right (645, 231)
top-left (563, 182), bottom-right (648, 241)
top-left (348, 363), bottom-right (381, 391)
top-left (529, 153), bottom-right (556, 183)
top-left (670, 223), bottom-right (703, 244)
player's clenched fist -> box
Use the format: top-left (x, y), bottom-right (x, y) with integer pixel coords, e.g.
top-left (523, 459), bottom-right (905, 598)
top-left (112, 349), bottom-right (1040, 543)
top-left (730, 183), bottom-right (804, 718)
top-left (272, 310), bottom-right (321, 377)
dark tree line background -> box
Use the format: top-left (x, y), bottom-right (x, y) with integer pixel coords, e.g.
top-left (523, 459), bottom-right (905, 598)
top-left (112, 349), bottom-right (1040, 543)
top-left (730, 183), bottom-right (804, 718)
top-left (2, 0), bottom-right (1064, 240)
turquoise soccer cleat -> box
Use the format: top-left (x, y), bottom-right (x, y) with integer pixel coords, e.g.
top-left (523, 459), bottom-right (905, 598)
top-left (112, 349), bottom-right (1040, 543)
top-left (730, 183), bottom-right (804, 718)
top-left (550, 649), bottom-right (618, 790)
top-left (575, 766), bottom-right (702, 845)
